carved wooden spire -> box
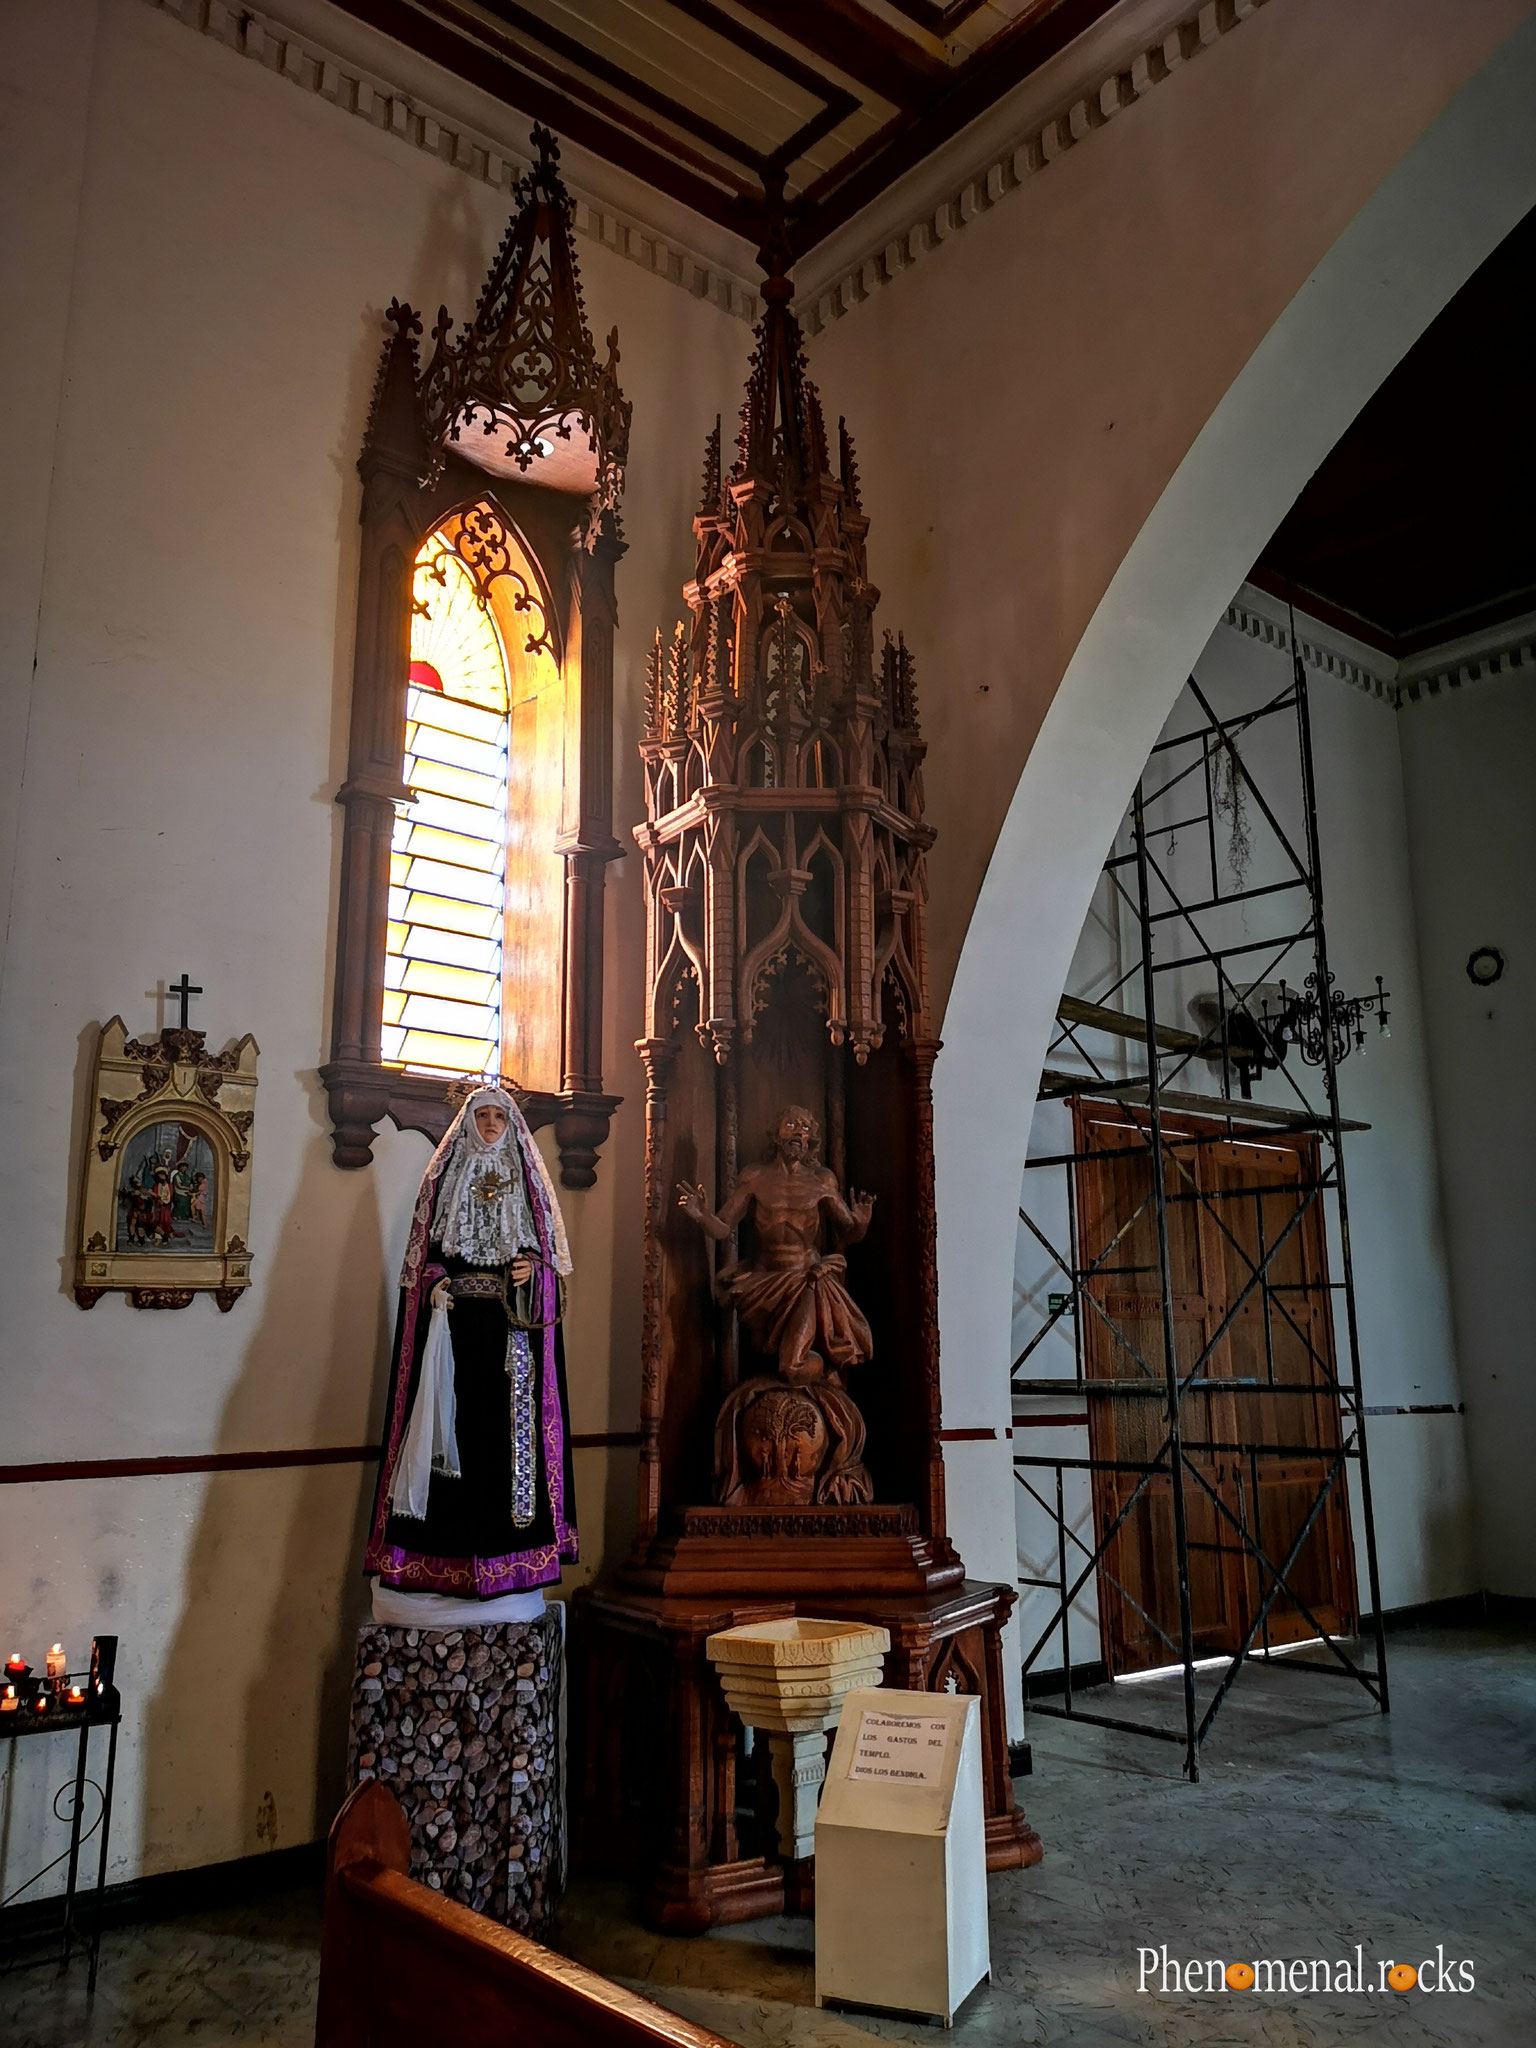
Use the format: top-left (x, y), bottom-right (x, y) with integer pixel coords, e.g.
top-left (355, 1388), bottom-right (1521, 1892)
top-left (638, 246), bottom-right (931, 1071)
top-left (415, 126), bottom-right (632, 519)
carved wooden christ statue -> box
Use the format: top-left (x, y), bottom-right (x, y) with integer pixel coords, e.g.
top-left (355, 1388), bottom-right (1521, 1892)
top-left (677, 1106), bottom-right (878, 1508)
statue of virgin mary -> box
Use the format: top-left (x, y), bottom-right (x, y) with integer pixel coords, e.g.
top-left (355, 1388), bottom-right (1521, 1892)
top-left (363, 1086), bottom-right (577, 1608)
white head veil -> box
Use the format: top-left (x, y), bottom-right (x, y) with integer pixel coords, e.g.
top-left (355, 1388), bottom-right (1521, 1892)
top-left (398, 1085), bottom-right (572, 1290)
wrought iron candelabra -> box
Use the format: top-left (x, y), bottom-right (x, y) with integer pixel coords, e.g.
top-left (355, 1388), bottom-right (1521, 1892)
top-left (1258, 970), bottom-right (1391, 1071)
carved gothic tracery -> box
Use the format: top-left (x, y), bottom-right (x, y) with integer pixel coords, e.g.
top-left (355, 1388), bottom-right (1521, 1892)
top-left (573, 248), bottom-right (1041, 1927)
top-left (417, 127), bottom-right (632, 521)
top-left (323, 127), bottom-right (628, 1185)
top-left (638, 274), bottom-right (933, 1077)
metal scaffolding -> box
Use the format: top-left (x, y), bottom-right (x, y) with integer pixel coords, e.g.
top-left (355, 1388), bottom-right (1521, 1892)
top-left (1013, 628), bottom-right (1389, 1780)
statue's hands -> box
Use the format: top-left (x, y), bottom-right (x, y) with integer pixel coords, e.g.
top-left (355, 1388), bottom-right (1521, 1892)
top-left (430, 1278), bottom-right (451, 1313)
top-left (509, 1255), bottom-right (533, 1286)
top-left (676, 1180), bottom-right (709, 1224)
top-left (849, 1189), bottom-right (876, 1232)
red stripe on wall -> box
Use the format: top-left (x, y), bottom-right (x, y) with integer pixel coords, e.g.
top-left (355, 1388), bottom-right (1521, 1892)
top-left (0, 1430), bottom-right (644, 1485)
top-left (0, 1446), bottom-right (380, 1485)
top-left (938, 1427), bottom-right (998, 1442)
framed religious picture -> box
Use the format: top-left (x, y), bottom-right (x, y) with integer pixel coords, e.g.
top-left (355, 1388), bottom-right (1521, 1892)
top-left (74, 1016), bottom-right (258, 1310)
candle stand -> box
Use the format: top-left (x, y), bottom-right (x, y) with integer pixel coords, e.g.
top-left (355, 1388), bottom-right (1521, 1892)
top-left (0, 1665), bottom-right (122, 1989)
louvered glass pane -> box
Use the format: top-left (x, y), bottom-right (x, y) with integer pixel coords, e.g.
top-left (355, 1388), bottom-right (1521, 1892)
top-left (407, 725), bottom-right (506, 777)
top-left (404, 892), bottom-right (501, 940)
top-left (406, 790), bottom-right (501, 838)
top-left (402, 925), bottom-right (500, 971)
top-left (408, 692), bottom-right (506, 744)
top-left (404, 824), bottom-right (503, 873)
top-left (404, 857), bottom-right (503, 907)
top-left (405, 758), bottom-right (502, 809)
top-left (400, 993), bottom-right (499, 1039)
top-left (398, 1029), bottom-right (497, 1073)
top-left (402, 960), bottom-right (499, 1004)
top-left (383, 532), bottom-right (510, 1077)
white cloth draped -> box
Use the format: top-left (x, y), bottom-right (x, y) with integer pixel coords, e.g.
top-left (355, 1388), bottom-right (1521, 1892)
top-left (388, 1299), bottom-right (461, 1519)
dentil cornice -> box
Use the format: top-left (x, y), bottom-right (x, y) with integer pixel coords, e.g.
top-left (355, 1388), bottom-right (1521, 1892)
top-left (142, 0), bottom-right (1282, 342)
top-left (139, 0), bottom-right (762, 323)
top-left (795, 0), bottom-right (1277, 336)
top-left (1225, 584), bottom-right (1536, 710)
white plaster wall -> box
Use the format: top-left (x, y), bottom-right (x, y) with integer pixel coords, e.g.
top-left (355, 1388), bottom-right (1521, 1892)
top-left (1399, 676), bottom-right (1536, 1595)
top-left (0, 0), bottom-right (746, 1896)
top-left (5, 0), bottom-right (1535, 1891)
top-left (810, 16), bottom-right (1536, 1735)
top-left (1012, 611), bottom-right (1472, 1674)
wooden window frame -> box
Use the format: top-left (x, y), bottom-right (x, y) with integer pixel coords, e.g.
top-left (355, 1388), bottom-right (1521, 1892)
top-left (321, 311), bottom-right (622, 1187)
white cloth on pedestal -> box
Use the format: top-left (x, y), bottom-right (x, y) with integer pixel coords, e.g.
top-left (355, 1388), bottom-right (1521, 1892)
top-left (370, 1580), bottom-right (548, 1626)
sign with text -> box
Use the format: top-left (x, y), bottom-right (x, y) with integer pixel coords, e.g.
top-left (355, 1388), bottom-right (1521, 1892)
top-left (847, 1708), bottom-right (952, 1786)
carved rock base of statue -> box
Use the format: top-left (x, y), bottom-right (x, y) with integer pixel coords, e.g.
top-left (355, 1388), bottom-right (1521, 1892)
top-left (714, 1375), bottom-right (874, 1507)
top-left (348, 1611), bottom-right (564, 1934)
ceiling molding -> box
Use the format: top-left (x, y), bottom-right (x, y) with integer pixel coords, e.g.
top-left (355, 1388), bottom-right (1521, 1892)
top-left (1224, 586), bottom-right (1397, 705)
top-left (796, 0), bottom-right (1274, 336)
top-left (1395, 612), bottom-right (1536, 706)
top-left (140, 0), bottom-right (1278, 345)
top-left (140, 0), bottom-right (762, 322)
top-left (1223, 583), bottom-right (1536, 711)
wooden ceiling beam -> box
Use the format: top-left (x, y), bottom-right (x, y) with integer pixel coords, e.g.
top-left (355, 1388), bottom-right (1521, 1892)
top-left (390, 0), bottom-right (777, 176)
top-left (727, 0), bottom-right (947, 110)
top-left (335, 0), bottom-right (766, 237)
top-left (791, 0), bottom-right (1118, 252)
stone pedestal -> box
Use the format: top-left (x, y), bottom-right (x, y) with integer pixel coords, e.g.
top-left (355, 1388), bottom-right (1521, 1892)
top-left (348, 1610), bottom-right (564, 1934)
top-left (706, 1619), bottom-right (890, 1864)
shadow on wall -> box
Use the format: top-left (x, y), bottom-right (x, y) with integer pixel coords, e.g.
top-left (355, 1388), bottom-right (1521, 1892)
top-left (138, 1108), bottom-right (392, 1874)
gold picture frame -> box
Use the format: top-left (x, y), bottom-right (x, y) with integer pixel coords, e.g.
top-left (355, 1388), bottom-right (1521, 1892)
top-left (74, 1018), bottom-right (259, 1311)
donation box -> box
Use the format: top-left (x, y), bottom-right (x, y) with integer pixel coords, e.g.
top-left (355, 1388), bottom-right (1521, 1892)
top-left (814, 1687), bottom-right (990, 2026)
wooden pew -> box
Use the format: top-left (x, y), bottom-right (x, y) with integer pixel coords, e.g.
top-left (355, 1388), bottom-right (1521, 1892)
top-left (315, 1781), bottom-right (741, 2048)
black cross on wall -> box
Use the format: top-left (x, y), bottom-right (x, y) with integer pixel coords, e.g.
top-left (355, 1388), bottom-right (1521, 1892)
top-left (167, 974), bottom-right (202, 1029)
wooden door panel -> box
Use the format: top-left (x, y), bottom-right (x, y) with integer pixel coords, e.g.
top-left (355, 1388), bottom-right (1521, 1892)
top-left (1236, 1460), bottom-right (1357, 1649)
top-left (1073, 1104), bottom-right (1357, 1678)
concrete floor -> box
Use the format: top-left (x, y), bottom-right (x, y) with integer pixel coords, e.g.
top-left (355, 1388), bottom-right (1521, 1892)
top-left (2, 1624), bottom-right (1531, 2047)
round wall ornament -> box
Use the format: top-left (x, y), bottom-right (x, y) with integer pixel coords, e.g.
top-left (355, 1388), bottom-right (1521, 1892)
top-left (1466, 945), bottom-right (1505, 987)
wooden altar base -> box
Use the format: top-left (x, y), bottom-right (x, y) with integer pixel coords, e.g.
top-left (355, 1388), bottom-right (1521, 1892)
top-left (570, 1577), bottom-right (1042, 1933)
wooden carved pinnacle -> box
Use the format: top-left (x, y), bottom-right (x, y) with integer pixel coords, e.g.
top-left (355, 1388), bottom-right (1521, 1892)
top-left (698, 417), bottom-right (722, 518)
top-left (645, 627), bottom-right (664, 740)
top-left (838, 415), bottom-right (863, 514)
top-left (666, 620), bottom-right (689, 736)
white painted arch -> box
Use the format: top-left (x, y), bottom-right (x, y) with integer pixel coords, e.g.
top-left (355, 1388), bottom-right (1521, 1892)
top-left (932, 16), bottom-right (1536, 1730)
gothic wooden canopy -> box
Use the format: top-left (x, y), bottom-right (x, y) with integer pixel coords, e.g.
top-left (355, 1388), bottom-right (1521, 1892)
top-left (637, 249), bottom-right (933, 1078)
top-left (323, 129), bottom-right (628, 1186)
top-left (573, 244), bottom-right (1040, 1930)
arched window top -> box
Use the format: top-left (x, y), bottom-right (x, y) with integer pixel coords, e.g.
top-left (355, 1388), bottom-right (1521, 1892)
top-left (384, 509), bottom-right (569, 1085)
top-left (327, 149), bottom-right (626, 1185)
top-left (410, 533), bottom-right (509, 712)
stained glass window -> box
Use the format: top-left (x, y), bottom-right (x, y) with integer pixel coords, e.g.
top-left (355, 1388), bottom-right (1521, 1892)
top-left (383, 534), bottom-right (509, 1076)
